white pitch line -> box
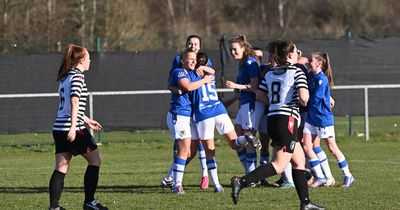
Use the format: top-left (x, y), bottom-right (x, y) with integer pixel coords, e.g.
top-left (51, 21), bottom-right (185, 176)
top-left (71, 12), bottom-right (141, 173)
top-left (348, 159), bottom-right (400, 165)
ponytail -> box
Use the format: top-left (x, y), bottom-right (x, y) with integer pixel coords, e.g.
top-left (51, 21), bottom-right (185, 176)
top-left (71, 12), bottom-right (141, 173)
top-left (312, 52), bottom-right (334, 89)
top-left (57, 44), bottom-right (87, 81)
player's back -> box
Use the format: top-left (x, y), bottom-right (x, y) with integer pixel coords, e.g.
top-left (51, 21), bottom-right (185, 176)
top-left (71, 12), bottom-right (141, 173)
top-left (264, 66), bottom-right (306, 119)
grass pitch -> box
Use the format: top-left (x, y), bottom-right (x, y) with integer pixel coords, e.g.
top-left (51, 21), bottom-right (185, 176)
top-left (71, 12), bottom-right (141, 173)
top-left (0, 116), bottom-right (399, 209)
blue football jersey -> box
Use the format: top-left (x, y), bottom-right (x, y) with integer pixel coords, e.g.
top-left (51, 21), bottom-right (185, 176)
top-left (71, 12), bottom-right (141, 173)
top-left (168, 68), bottom-right (192, 116)
top-left (236, 56), bottom-right (260, 105)
top-left (188, 71), bottom-right (227, 122)
top-left (306, 71), bottom-right (334, 127)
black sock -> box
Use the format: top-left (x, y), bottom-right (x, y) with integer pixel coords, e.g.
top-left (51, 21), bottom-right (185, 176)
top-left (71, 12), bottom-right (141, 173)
top-left (240, 163), bottom-right (277, 186)
top-left (84, 165), bottom-right (100, 202)
top-left (49, 170), bottom-right (66, 208)
top-left (292, 169), bottom-right (311, 205)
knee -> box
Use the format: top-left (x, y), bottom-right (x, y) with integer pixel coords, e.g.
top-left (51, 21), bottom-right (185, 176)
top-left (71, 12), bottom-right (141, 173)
top-left (55, 161), bottom-right (70, 173)
top-left (89, 157), bottom-right (101, 166)
top-left (270, 162), bottom-right (285, 174)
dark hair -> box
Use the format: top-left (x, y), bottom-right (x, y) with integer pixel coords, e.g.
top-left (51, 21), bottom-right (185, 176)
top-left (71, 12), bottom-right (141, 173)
top-left (57, 44), bottom-right (87, 81)
top-left (266, 41), bottom-right (279, 66)
top-left (186, 35), bottom-right (202, 48)
top-left (230, 35), bottom-right (258, 64)
top-left (259, 41), bottom-right (280, 78)
top-left (275, 40), bottom-right (296, 66)
top-left (252, 46), bottom-right (262, 51)
top-left (179, 48), bottom-right (197, 68)
top-left (196, 52), bottom-right (208, 68)
top-left (312, 52), bottom-right (334, 89)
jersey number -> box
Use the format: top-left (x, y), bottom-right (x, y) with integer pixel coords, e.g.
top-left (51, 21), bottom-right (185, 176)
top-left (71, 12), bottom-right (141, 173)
top-left (271, 82), bottom-right (281, 104)
top-left (201, 84), bottom-right (218, 102)
top-left (59, 88), bottom-right (65, 110)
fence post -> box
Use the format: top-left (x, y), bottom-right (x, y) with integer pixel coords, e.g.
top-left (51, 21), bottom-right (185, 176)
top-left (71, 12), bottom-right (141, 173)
top-left (96, 37), bottom-right (101, 52)
top-left (348, 115), bottom-right (353, 136)
top-left (364, 87), bottom-right (369, 141)
top-left (89, 93), bottom-right (94, 136)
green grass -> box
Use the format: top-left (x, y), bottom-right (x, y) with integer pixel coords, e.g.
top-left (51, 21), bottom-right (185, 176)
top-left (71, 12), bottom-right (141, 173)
top-left (0, 116), bottom-right (400, 209)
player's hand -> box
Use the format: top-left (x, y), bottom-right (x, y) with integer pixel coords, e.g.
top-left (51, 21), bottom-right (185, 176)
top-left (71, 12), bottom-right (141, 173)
top-left (195, 68), bottom-right (204, 77)
top-left (88, 120), bottom-right (102, 131)
top-left (225, 80), bottom-right (237, 89)
top-left (330, 96), bottom-right (335, 109)
top-left (67, 129), bottom-right (76, 142)
top-left (203, 75), bottom-right (213, 84)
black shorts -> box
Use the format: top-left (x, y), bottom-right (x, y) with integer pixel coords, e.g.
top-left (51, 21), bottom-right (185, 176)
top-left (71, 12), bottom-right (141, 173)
top-left (52, 129), bottom-right (98, 156)
top-left (267, 115), bottom-right (298, 153)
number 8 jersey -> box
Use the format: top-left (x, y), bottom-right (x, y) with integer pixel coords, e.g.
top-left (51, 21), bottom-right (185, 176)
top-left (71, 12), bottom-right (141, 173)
top-left (53, 68), bottom-right (88, 131)
top-left (258, 66), bottom-right (308, 121)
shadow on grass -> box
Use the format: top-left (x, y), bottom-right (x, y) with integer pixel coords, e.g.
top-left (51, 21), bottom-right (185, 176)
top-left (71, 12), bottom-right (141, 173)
top-left (0, 184), bottom-right (210, 194)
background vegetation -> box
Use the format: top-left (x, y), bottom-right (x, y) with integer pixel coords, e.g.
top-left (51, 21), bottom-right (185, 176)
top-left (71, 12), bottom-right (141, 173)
top-left (0, 0), bottom-right (399, 52)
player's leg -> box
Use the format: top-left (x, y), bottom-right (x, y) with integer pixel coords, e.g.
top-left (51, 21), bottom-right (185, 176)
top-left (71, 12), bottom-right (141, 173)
top-left (167, 113), bottom-right (192, 194)
top-left (313, 136), bottom-right (334, 186)
top-left (49, 131), bottom-right (72, 210)
top-left (303, 123), bottom-right (326, 187)
top-left (291, 142), bottom-right (326, 210)
top-left (79, 129), bottom-right (107, 210)
top-left (243, 102), bottom-right (264, 174)
top-left (234, 106), bottom-right (248, 173)
top-left (172, 138), bottom-right (191, 194)
top-left (324, 133), bottom-right (354, 187)
top-left (49, 152), bottom-right (71, 210)
top-left (230, 115), bottom-right (294, 204)
top-left (190, 120), bottom-right (209, 190)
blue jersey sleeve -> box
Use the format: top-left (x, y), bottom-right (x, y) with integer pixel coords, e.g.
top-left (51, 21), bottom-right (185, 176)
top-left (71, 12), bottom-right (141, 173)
top-left (169, 68), bottom-right (189, 86)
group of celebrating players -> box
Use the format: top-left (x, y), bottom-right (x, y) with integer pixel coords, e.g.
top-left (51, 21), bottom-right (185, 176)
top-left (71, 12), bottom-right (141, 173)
top-left (163, 34), bottom-right (355, 210)
top-left (48, 34), bottom-right (355, 210)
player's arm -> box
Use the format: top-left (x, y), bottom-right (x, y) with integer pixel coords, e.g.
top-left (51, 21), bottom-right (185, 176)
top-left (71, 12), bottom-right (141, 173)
top-left (168, 86), bottom-right (183, 95)
top-left (247, 77), bottom-right (260, 94)
top-left (298, 88), bottom-right (309, 107)
top-left (222, 90), bottom-right (240, 107)
top-left (84, 116), bottom-right (102, 131)
top-left (178, 75), bottom-right (213, 91)
top-left (196, 66), bottom-right (215, 76)
top-left (256, 89), bottom-right (269, 105)
top-left (67, 96), bottom-right (79, 141)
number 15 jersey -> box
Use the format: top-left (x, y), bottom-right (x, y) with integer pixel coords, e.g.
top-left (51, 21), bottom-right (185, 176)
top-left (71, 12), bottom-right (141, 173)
top-left (189, 71), bottom-right (227, 122)
top-left (258, 66), bottom-right (308, 121)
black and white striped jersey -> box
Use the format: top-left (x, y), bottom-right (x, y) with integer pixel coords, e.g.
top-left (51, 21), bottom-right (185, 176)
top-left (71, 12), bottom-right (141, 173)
top-left (53, 68), bottom-right (88, 131)
top-left (258, 65), bottom-right (308, 121)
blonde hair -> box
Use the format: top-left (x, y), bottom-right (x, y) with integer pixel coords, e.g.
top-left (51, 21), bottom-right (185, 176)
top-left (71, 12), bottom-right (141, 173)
top-left (312, 52), bottom-right (334, 89)
top-left (57, 44), bottom-right (87, 81)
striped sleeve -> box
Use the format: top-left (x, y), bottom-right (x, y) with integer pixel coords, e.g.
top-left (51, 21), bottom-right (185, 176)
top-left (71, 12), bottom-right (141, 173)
top-left (70, 74), bottom-right (84, 97)
top-left (294, 69), bottom-right (308, 90)
top-left (258, 75), bottom-right (269, 93)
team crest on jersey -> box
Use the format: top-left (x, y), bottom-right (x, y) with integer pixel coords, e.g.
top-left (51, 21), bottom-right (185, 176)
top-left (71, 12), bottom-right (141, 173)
top-left (247, 60), bottom-right (252, 65)
top-left (178, 71), bottom-right (186, 78)
top-left (319, 80), bottom-right (323, 85)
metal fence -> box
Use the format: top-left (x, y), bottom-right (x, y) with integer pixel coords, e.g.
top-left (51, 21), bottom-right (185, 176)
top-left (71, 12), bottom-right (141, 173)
top-left (2, 84), bottom-right (400, 140)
